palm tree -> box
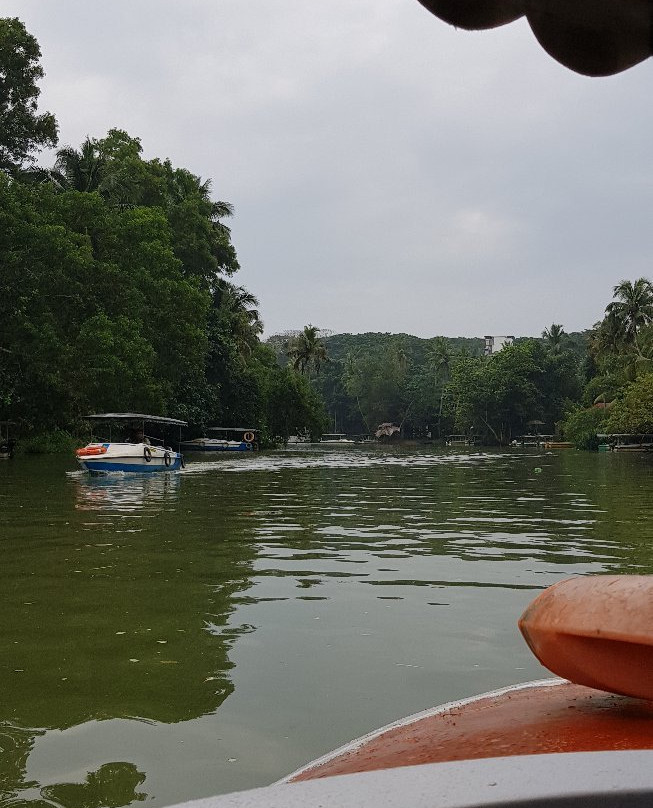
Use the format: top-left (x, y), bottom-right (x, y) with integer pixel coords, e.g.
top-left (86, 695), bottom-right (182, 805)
top-left (542, 323), bottom-right (566, 355)
top-left (53, 137), bottom-right (105, 192)
top-left (216, 281), bottom-right (263, 360)
top-left (605, 278), bottom-right (653, 358)
top-left (287, 325), bottom-right (328, 375)
top-left (426, 337), bottom-right (451, 381)
top-left (426, 337), bottom-right (452, 435)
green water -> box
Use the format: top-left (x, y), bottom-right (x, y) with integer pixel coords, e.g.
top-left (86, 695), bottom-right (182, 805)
top-left (1, 446), bottom-right (652, 807)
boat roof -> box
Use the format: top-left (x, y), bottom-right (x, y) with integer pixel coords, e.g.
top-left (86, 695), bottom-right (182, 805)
top-left (84, 413), bottom-right (188, 426)
top-left (207, 426), bottom-right (258, 432)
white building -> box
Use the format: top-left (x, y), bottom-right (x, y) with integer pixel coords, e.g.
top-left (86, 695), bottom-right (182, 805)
top-left (484, 335), bottom-right (515, 356)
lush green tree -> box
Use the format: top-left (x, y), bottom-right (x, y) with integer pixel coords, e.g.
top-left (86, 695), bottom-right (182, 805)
top-left (0, 17), bottom-right (58, 174)
top-left (287, 325), bottom-right (329, 376)
top-left (542, 323), bottom-right (566, 355)
top-left (343, 344), bottom-right (410, 432)
top-left (53, 137), bottom-right (105, 192)
top-left (605, 278), bottom-right (653, 359)
top-left (0, 173), bottom-right (210, 430)
top-left (213, 281), bottom-right (263, 360)
top-left (561, 405), bottom-right (608, 450)
top-left (446, 342), bottom-right (544, 444)
top-left (264, 366), bottom-right (328, 441)
top-left (605, 373), bottom-right (653, 435)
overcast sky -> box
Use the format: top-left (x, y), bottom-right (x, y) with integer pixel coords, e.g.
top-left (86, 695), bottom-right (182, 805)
top-left (5, 0), bottom-right (653, 339)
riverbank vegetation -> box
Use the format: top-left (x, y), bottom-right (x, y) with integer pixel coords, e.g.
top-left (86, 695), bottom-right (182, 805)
top-left (289, 277), bottom-right (653, 448)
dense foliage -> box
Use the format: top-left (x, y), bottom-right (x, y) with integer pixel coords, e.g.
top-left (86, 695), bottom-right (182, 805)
top-left (266, 329), bottom-right (586, 443)
top-left (0, 19), bottom-right (326, 445)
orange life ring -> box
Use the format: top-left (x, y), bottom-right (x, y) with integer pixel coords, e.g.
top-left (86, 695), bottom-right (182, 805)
top-left (76, 446), bottom-right (107, 457)
top-left (244, 431), bottom-right (255, 443)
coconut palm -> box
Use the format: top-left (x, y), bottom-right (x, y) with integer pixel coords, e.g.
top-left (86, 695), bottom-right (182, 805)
top-left (287, 325), bottom-right (329, 375)
top-left (426, 337), bottom-right (451, 381)
top-left (605, 278), bottom-right (653, 358)
top-left (216, 281), bottom-right (263, 360)
top-left (425, 338), bottom-right (452, 435)
top-left (542, 323), bottom-right (566, 355)
top-left (53, 138), bottom-right (105, 192)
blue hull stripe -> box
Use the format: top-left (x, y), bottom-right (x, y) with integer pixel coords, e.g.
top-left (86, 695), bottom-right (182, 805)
top-left (81, 459), bottom-right (182, 473)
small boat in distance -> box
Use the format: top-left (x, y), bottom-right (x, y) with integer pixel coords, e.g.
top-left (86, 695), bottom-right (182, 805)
top-left (76, 413), bottom-right (187, 473)
top-left (598, 433), bottom-right (653, 452)
top-left (180, 427), bottom-right (259, 452)
top-left (319, 433), bottom-right (355, 444)
top-left (445, 434), bottom-right (476, 446)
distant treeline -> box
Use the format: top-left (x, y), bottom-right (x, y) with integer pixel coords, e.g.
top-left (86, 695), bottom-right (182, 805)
top-left (270, 313), bottom-right (653, 448)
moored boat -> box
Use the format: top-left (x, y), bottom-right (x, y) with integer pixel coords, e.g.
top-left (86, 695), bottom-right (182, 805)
top-left (180, 427), bottom-right (259, 452)
top-left (320, 433), bottom-right (355, 444)
top-left (445, 434), bottom-right (476, 447)
top-left (76, 413), bottom-right (187, 473)
top-left (596, 433), bottom-right (653, 452)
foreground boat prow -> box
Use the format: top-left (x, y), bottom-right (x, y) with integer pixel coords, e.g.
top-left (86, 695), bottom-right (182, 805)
top-left (163, 575), bottom-right (653, 807)
top-left (518, 576), bottom-right (653, 700)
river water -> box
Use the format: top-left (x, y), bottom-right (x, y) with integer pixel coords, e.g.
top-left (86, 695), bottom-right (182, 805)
top-left (1, 446), bottom-right (652, 807)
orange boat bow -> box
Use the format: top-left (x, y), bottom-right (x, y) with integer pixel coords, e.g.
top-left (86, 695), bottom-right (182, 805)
top-left (519, 575), bottom-right (653, 700)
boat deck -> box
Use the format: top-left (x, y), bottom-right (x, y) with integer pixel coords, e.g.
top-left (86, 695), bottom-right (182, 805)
top-left (287, 680), bottom-right (653, 782)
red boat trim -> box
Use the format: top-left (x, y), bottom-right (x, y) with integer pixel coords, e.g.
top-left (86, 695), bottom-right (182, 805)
top-left (285, 679), bottom-right (653, 782)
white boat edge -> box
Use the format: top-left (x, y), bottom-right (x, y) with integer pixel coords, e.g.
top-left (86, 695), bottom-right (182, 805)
top-left (163, 750), bottom-right (653, 808)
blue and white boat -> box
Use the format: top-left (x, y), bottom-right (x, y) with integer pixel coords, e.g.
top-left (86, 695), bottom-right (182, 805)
top-left (180, 427), bottom-right (259, 452)
top-left (76, 413), bottom-right (187, 473)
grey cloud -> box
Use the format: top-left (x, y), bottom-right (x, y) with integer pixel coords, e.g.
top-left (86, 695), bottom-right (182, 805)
top-left (11, 0), bottom-right (653, 338)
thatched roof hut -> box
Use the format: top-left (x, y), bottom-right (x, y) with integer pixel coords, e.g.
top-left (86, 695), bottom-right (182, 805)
top-left (375, 423), bottom-right (401, 441)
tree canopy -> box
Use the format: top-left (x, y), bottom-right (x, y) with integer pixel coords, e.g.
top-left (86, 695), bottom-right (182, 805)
top-left (0, 17), bottom-right (58, 174)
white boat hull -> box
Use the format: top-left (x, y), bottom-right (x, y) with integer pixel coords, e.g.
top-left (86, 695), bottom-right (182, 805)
top-left (76, 442), bottom-right (183, 473)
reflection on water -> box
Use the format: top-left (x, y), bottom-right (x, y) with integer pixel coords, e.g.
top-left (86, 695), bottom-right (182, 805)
top-left (73, 473), bottom-right (181, 514)
top-left (1, 447), bottom-right (653, 806)
top-left (40, 763), bottom-right (146, 808)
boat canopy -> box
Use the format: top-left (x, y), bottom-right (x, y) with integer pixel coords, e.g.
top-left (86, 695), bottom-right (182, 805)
top-left (84, 413), bottom-right (188, 426)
